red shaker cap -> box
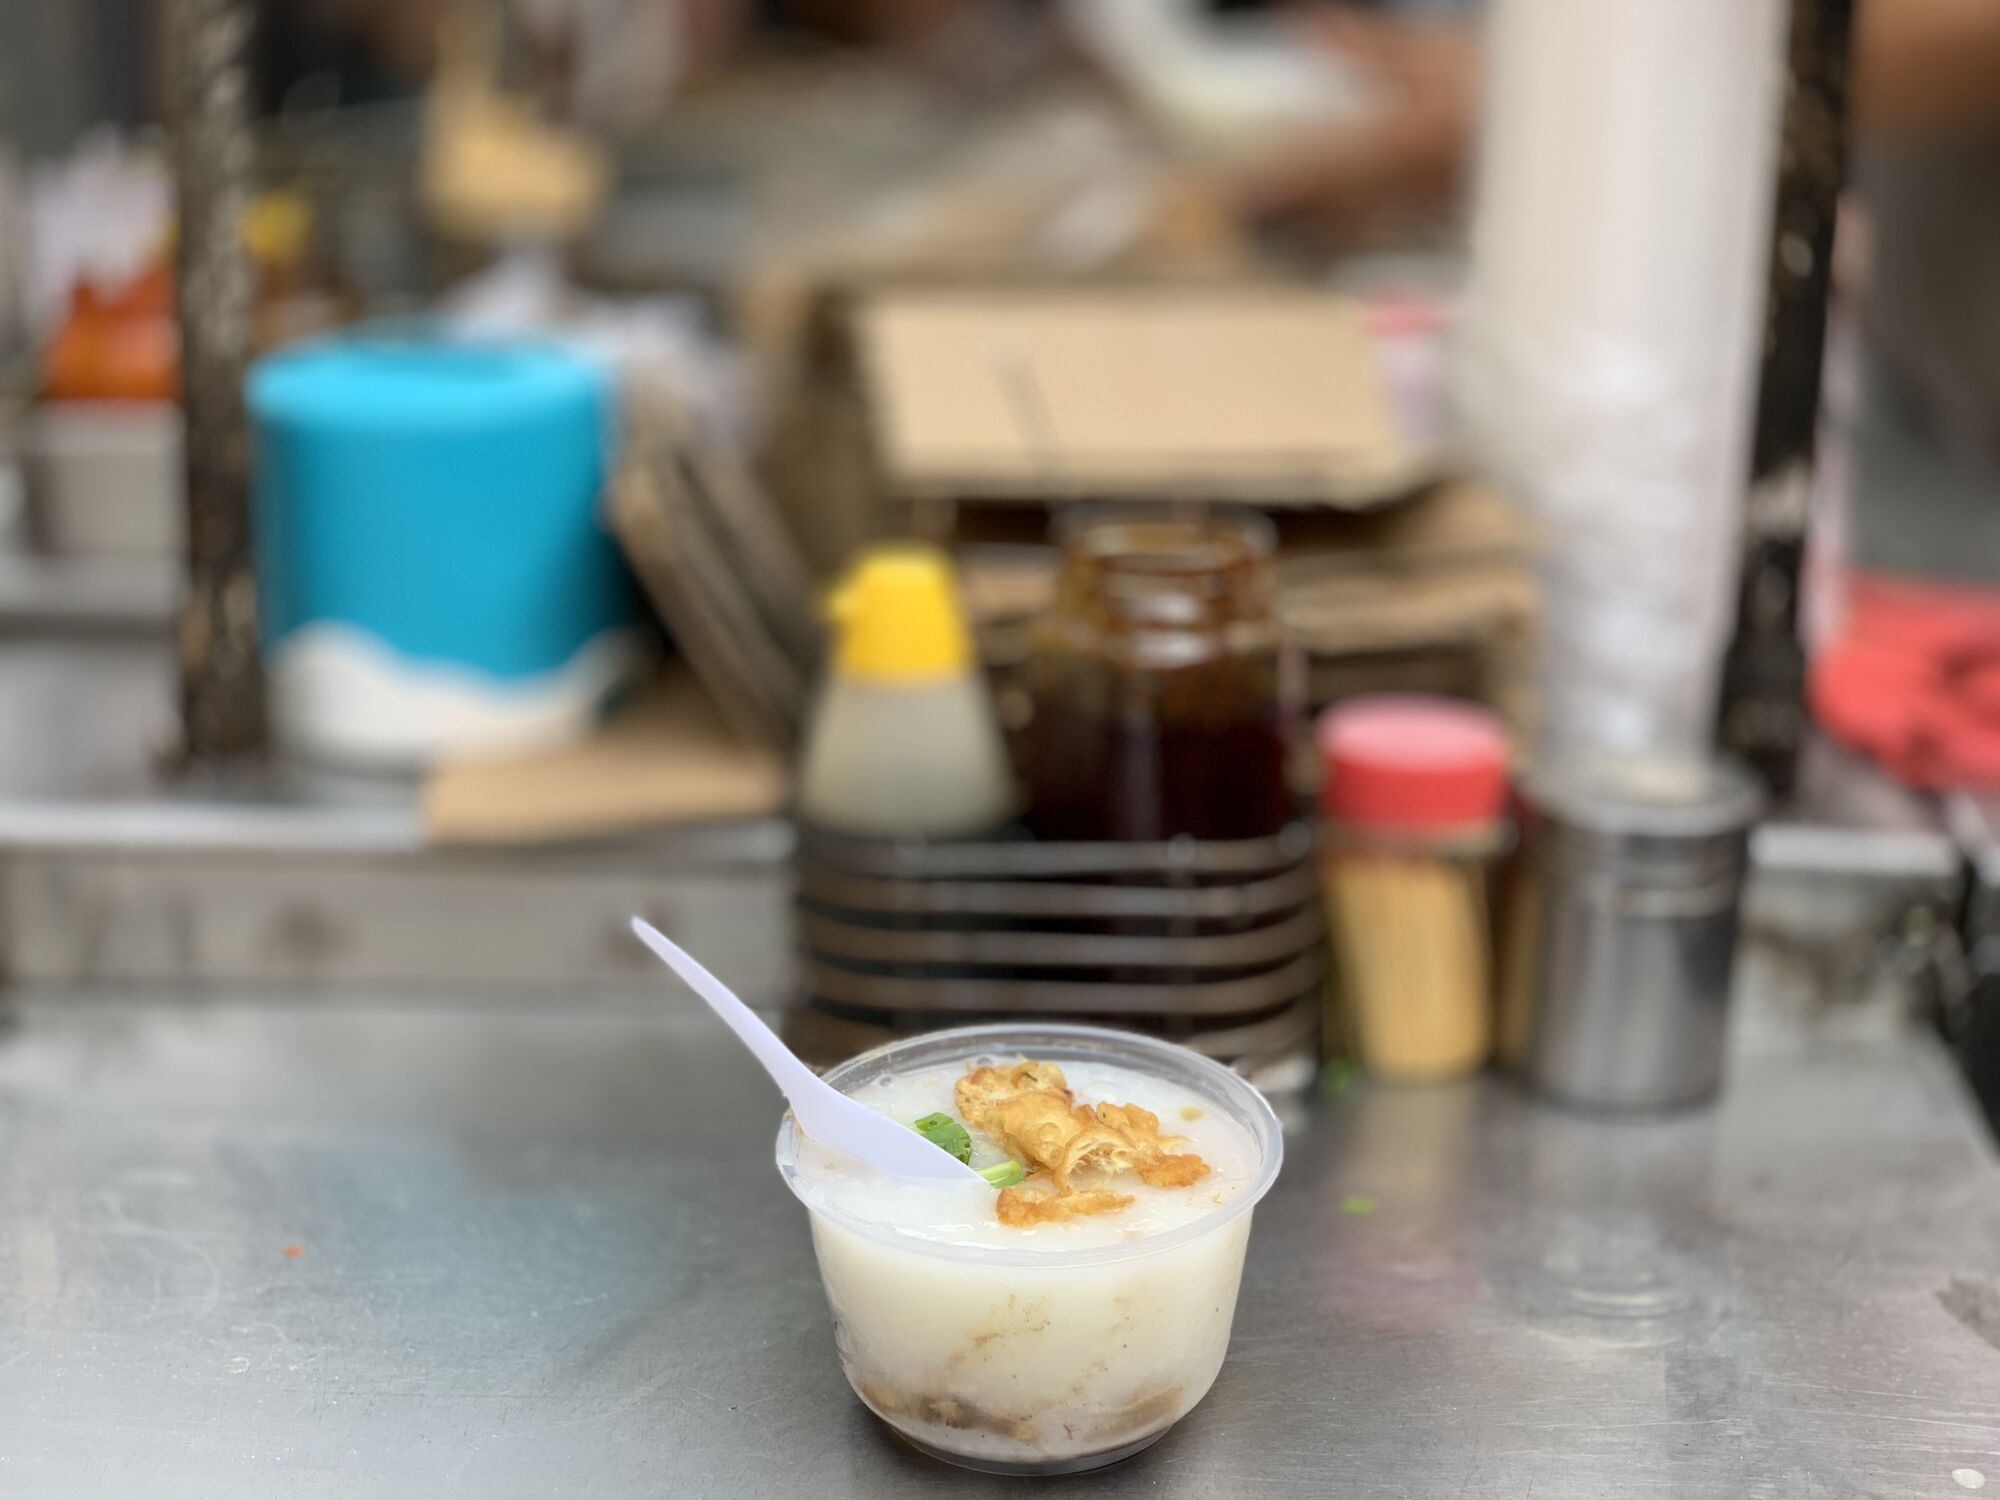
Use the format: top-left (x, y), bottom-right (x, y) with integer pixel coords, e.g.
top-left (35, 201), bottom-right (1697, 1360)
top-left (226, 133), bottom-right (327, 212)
top-left (1317, 695), bottom-right (1510, 832)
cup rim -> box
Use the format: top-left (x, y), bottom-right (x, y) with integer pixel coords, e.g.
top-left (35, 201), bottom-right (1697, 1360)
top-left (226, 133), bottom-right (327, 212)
top-left (774, 1022), bottom-right (1284, 1268)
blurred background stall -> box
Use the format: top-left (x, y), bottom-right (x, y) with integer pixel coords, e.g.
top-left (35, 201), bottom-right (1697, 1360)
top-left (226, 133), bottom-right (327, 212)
top-left (0, 0), bottom-right (1990, 1070)
top-left (0, 0), bottom-right (1991, 1092)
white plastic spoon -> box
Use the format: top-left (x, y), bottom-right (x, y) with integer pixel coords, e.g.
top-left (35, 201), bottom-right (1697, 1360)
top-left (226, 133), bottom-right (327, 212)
top-left (630, 917), bottom-right (984, 1182)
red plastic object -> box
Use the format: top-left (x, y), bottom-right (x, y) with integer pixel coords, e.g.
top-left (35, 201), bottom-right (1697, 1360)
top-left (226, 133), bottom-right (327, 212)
top-left (1317, 695), bottom-right (1509, 832)
top-left (1809, 571), bottom-right (2000, 790)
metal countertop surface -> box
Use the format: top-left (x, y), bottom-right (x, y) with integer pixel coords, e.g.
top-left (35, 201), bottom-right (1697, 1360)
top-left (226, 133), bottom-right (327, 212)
top-left (4, 996), bottom-right (1999, 1499)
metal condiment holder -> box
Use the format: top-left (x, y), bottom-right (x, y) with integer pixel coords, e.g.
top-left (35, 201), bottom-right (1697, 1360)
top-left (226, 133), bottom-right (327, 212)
top-left (1500, 754), bottom-right (1765, 1111)
top-left (789, 822), bottom-right (1324, 1079)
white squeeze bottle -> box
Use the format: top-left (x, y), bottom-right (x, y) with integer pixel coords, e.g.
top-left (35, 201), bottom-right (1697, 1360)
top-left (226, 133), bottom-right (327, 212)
top-left (796, 545), bottom-right (1017, 839)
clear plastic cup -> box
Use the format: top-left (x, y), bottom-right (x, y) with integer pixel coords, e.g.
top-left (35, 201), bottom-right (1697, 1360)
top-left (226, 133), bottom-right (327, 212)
top-left (775, 1023), bottom-right (1284, 1475)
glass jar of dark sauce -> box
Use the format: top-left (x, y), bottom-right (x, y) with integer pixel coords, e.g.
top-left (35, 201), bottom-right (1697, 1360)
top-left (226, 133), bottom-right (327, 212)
top-left (1025, 515), bottom-right (1294, 843)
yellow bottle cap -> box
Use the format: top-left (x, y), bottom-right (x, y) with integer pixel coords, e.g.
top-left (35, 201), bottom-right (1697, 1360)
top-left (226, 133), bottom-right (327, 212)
top-left (242, 191), bottom-right (312, 266)
top-left (829, 545), bottom-right (976, 685)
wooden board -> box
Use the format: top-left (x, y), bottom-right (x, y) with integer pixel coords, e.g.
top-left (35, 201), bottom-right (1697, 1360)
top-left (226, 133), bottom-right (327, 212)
top-left (610, 381), bottom-right (816, 747)
top-left (422, 669), bottom-right (785, 845)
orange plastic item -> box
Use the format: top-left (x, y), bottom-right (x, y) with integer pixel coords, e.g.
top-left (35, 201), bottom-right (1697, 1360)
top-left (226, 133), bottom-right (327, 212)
top-left (40, 262), bottom-right (179, 402)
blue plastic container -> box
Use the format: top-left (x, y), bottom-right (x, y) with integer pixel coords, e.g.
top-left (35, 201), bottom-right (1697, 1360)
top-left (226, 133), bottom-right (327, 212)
top-left (249, 335), bottom-right (641, 768)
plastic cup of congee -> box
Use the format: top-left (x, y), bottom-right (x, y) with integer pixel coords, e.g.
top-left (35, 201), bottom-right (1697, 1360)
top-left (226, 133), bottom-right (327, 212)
top-left (775, 1023), bottom-right (1284, 1475)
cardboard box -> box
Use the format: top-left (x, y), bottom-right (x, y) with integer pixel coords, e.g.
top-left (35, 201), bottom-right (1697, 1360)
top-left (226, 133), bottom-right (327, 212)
top-left (853, 285), bottom-right (1424, 505)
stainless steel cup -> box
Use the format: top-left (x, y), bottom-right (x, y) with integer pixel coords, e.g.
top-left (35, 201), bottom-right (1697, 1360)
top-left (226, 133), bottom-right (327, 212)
top-left (1500, 754), bottom-right (1764, 1110)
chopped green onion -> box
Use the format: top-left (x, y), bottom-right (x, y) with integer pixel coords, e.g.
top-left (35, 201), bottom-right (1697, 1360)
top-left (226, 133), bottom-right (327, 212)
top-left (978, 1160), bottom-right (1026, 1188)
top-left (1320, 1059), bottom-right (1360, 1098)
top-left (912, 1112), bottom-right (972, 1163)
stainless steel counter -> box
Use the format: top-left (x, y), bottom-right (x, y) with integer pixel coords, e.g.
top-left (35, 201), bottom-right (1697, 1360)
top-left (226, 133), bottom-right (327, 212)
top-left (4, 994), bottom-right (1999, 1497)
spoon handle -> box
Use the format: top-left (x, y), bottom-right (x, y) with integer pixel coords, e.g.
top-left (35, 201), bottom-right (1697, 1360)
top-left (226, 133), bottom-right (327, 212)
top-left (632, 917), bottom-right (983, 1182)
top-left (630, 919), bottom-right (820, 1104)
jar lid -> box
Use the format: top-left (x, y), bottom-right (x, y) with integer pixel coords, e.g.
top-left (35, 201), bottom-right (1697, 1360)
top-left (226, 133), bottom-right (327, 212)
top-left (1317, 696), bottom-right (1509, 831)
top-left (1521, 752), bottom-right (1764, 840)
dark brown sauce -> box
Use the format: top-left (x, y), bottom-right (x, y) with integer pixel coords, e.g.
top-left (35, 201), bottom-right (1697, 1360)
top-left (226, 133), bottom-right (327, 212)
top-left (1027, 664), bottom-right (1290, 842)
top-left (1023, 518), bottom-right (1292, 843)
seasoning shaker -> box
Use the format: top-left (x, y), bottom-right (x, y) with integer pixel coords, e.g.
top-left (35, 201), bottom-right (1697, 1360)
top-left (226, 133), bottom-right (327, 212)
top-left (1318, 697), bottom-right (1511, 1081)
top-left (796, 545), bottom-right (1016, 840)
top-left (1500, 754), bottom-right (1764, 1111)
